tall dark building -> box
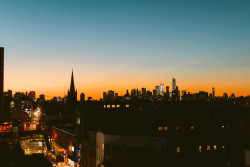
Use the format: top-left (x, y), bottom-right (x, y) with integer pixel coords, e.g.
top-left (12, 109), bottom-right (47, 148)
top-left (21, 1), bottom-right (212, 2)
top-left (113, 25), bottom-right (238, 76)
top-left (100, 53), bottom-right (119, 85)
top-left (107, 90), bottom-right (114, 101)
top-left (7, 90), bottom-right (12, 99)
top-left (176, 86), bottom-right (180, 101)
top-left (28, 91), bottom-right (36, 101)
top-left (103, 92), bottom-right (107, 101)
top-left (80, 93), bottom-right (85, 102)
top-left (165, 86), bottom-right (170, 100)
top-left (131, 89), bottom-right (136, 97)
top-left (166, 86), bottom-right (169, 95)
top-left (212, 87), bottom-right (215, 99)
top-left (115, 93), bottom-right (118, 100)
top-left (172, 77), bottom-right (176, 92)
top-left (0, 47), bottom-right (4, 120)
top-left (3, 91), bottom-right (11, 119)
top-left (68, 70), bottom-right (77, 104)
top-left (141, 88), bottom-right (146, 95)
top-left (39, 94), bottom-right (45, 101)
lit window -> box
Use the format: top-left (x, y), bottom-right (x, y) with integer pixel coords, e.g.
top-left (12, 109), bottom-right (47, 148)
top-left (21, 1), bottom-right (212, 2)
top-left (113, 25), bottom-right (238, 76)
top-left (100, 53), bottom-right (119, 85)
top-left (207, 145), bottom-right (210, 151)
top-left (199, 146), bottom-right (202, 152)
top-left (101, 144), bottom-right (104, 151)
top-left (190, 126), bottom-right (194, 131)
top-left (104, 105), bottom-right (106, 108)
top-left (214, 145), bottom-right (217, 150)
top-left (107, 105), bottom-right (110, 108)
top-left (126, 104), bottom-right (129, 107)
top-left (158, 127), bottom-right (162, 131)
top-left (112, 105), bottom-right (115, 108)
top-left (176, 147), bottom-right (180, 153)
top-left (164, 127), bottom-right (168, 131)
top-left (77, 118), bottom-right (80, 125)
top-left (176, 126), bottom-right (180, 131)
top-left (222, 145), bottom-right (225, 149)
top-left (221, 125), bottom-right (225, 128)
top-left (116, 105), bottom-right (120, 108)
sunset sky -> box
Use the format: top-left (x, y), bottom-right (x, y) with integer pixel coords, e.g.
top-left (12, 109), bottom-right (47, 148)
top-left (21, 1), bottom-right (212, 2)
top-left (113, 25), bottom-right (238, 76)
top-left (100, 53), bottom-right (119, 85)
top-left (0, 0), bottom-right (250, 100)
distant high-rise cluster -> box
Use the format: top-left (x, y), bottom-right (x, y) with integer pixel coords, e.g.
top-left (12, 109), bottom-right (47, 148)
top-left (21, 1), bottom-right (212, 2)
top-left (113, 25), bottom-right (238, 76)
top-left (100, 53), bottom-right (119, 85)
top-left (101, 77), bottom-right (237, 102)
top-left (102, 77), bottom-right (180, 102)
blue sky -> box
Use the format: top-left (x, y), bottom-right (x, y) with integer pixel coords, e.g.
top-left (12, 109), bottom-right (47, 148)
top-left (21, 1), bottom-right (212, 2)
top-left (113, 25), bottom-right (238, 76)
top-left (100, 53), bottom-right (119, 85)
top-left (0, 0), bottom-right (250, 98)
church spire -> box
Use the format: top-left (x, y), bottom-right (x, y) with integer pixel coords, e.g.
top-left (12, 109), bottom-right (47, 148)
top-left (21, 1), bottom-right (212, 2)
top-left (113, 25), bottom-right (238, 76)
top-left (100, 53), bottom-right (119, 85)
top-left (70, 69), bottom-right (75, 93)
top-left (68, 69), bottom-right (77, 104)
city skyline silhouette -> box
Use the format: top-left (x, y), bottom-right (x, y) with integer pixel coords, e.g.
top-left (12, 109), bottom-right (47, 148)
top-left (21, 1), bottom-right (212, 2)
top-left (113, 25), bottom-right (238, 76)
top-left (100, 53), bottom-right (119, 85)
top-left (0, 0), bottom-right (249, 99)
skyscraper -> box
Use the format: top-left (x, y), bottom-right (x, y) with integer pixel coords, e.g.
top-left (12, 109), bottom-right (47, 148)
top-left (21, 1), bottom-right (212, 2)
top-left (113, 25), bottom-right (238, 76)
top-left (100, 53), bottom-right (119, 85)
top-left (39, 94), bottom-right (45, 101)
top-left (212, 87), bottom-right (215, 99)
top-left (108, 90), bottom-right (115, 101)
top-left (141, 88), bottom-right (146, 95)
top-left (103, 92), bottom-right (107, 101)
top-left (115, 93), bottom-right (118, 100)
top-left (172, 77), bottom-right (176, 92)
top-left (28, 91), bottom-right (36, 101)
top-left (160, 83), bottom-right (164, 96)
top-left (0, 47), bottom-right (4, 119)
top-left (176, 86), bottom-right (180, 101)
top-left (166, 86), bottom-right (169, 95)
top-left (155, 86), bottom-right (160, 95)
top-left (131, 89), bottom-right (136, 97)
top-left (153, 89), bottom-right (157, 97)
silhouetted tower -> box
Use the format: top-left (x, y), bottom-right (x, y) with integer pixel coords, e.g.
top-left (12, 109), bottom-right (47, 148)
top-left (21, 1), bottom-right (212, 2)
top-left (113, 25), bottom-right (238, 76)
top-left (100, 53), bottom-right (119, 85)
top-left (80, 93), bottom-right (85, 102)
top-left (172, 77), bottom-right (176, 92)
top-left (166, 86), bottom-right (169, 95)
top-left (108, 90), bottom-right (115, 101)
top-left (126, 89), bottom-right (129, 96)
top-left (165, 86), bottom-right (170, 100)
top-left (103, 92), bottom-right (107, 101)
top-left (155, 86), bottom-right (160, 95)
top-left (68, 70), bottom-right (77, 104)
top-left (176, 86), bottom-right (180, 101)
top-left (160, 83), bottom-right (164, 96)
top-left (40, 94), bottom-right (45, 101)
top-left (0, 47), bottom-right (4, 119)
top-left (141, 88), bottom-right (146, 98)
top-left (212, 87), bottom-right (215, 99)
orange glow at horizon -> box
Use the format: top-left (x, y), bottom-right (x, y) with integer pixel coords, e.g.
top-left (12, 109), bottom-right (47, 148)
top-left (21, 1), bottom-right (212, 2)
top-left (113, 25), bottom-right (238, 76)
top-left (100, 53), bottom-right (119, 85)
top-left (4, 65), bottom-right (250, 100)
top-left (1, 0), bottom-right (250, 102)
top-left (6, 81), bottom-right (250, 101)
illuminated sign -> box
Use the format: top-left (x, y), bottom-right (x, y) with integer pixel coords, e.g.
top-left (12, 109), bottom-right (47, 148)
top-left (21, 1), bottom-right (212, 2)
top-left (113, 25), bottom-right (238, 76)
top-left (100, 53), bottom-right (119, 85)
top-left (55, 133), bottom-right (58, 139)
top-left (0, 125), bottom-right (12, 132)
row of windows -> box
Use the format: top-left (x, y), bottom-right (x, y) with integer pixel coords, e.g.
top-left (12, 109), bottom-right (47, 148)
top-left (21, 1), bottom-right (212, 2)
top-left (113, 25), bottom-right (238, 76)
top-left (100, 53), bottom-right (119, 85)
top-left (104, 104), bottom-right (129, 108)
top-left (158, 125), bottom-right (230, 132)
top-left (96, 142), bottom-right (104, 150)
top-left (97, 154), bottom-right (104, 162)
top-left (158, 126), bottom-right (194, 131)
top-left (89, 137), bottom-right (96, 146)
top-left (176, 145), bottom-right (224, 153)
